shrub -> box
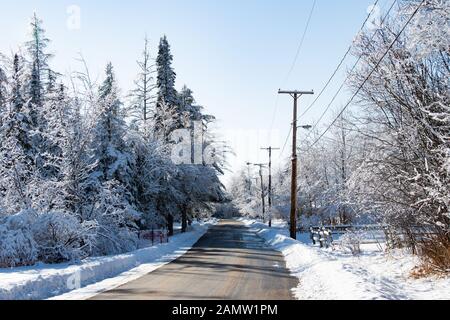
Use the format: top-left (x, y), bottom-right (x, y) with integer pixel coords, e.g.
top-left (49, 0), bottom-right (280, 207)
top-left (339, 230), bottom-right (364, 255)
top-left (0, 210), bottom-right (38, 268)
top-left (32, 212), bottom-right (97, 263)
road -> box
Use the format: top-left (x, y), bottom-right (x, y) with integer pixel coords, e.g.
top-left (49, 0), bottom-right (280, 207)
top-left (91, 220), bottom-right (297, 300)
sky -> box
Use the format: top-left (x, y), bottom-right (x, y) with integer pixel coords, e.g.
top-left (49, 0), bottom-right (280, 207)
top-left (0, 0), bottom-right (393, 184)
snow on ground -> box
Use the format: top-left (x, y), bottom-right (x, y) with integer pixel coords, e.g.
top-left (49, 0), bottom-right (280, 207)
top-left (240, 218), bottom-right (450, 300)
top-left (0, 220), bottom-right (216, 300)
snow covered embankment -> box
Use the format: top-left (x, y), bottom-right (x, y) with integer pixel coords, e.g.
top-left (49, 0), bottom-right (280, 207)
top-left (0, 221), bottom-right (215, 300)
top-left (240, 219), bottom-right (449, 300)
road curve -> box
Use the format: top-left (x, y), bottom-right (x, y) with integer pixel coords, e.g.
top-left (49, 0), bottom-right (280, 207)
top-left (91, 220), bottom-right (297, 300)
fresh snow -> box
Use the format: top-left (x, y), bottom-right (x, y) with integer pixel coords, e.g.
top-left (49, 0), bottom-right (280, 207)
top-left (240, 218), bottom-right (450, 300)
top-left (0, 220), bottom-right (215, 300)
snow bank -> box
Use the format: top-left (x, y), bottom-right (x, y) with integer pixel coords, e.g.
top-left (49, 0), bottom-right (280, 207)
top-left (240, 218), bottom-right (450, 300)
top-left (0, 220), bottom-right (215, 300)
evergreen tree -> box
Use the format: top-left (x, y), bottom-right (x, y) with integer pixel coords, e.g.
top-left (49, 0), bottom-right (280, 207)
top-left (26, 13), bottom-right (52, 125)
top-left (153, 36), bottom-right (181, 141)
top-left (87, 63), bottom-right (139, 254)
top-left (129, 36), bottom-right (156, 138)
top-left (0, 65), bottom-right (7, 114)
top-left (0, 54), bottom-right (34, 213)
top-left (91, 63), bottom-right (132, 186)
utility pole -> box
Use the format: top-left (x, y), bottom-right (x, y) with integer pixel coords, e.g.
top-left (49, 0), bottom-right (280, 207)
top-left (260, 147), bottom-right (280, 227)
top-left (249, 163), bottom-right (268, 222)
top-left (245, 162), bottom-right (252, 193)
top-left (278, 90), bottom-right (314, 239)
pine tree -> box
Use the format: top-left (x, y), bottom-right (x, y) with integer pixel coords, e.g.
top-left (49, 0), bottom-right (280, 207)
top-left (129, 36), bottom-right (156, 138)
top-left (40, 81), bottom-right (66, 177)
top-left (0, 54), bottom-right (34, 213)
top-left (153, 36), bottom-right (181, 141)
top-left (178, 85), bottom-right (203, 124)
top-left (91, 63), bottom-right (132, 185)
top-left (26, 13), bottom-right (52, 125)
top-left (59, 95), bottom-right (93, 215)
top-left (87, 63), bottom-right (139, 254)
top-left (0, 65), bottom-right (7, 114)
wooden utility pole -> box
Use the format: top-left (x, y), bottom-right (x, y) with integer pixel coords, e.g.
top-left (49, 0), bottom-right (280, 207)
top-left (249, 163), bottom-right (268, 222)
top-left (260, 147), bottom-right (280, 227)
top-left (278, 90), bottom-right (314, 239)
top-left (246, 162), bottom-right (252, 193)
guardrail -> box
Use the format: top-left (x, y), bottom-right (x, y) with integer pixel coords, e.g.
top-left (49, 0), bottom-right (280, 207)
top-left (139, 229), bottom-right (169, 245)
top-left (308, 224), bottom-right (439, 250)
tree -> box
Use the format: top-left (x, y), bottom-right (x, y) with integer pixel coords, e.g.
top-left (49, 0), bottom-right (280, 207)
top-left (347, 0), bottom-right (449, 268)
top-left (0, 15), bottom-right (228, 266)
top-left (86, 63), bottom-right (139, 254)
top-left (25, 13), bottom-right (52, 125)
top-left (0, 54), bottom-right (34, 213)
top-left (91, 63), bottom-right (132, 186)
top-left (129, 36), bottom-right (156, 138)
top-left (0, 63), bottom-right (7, 114)
top-left (153, 35), bottom-right (180, 141)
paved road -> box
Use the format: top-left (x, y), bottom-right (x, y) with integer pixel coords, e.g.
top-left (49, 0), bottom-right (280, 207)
top-left (91, 220), bottom-right (297, 300)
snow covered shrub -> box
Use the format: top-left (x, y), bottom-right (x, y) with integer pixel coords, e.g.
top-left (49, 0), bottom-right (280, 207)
top-left (90, 181), bottom-right (140, 256)
top-left (339, 231), bottom-right (364, 255)
top-left (32, 212), bottom-right (97, 263)
top-left (0, 210), bottom-right (38, 268)
top-left (0, 227), bottom-right (37, 268)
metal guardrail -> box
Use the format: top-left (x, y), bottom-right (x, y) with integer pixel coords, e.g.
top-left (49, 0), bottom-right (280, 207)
top-left (308, 224), bottom-right (439, 249)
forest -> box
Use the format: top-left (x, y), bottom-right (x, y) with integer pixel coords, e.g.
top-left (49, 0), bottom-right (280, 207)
top-left (0, 14), bottom-right (226, 267)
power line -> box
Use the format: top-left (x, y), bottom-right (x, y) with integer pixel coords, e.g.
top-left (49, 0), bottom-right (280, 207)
top-left (305, 0), bottom-right (398, 141)
top-left (268, 94), bottom-right (280, 134)
top-left (309, 0), bottom-right (425, 149)
top-left (279, 125), bottom-right (292, 158)
top-left (278, 0), bottom-right (384, 160)
top-left (268, 0), bottom-right (317, 134)
top-left (298, 0), bottom-right (381, 119)
top-left (284, 0), bottom-right (317, 84)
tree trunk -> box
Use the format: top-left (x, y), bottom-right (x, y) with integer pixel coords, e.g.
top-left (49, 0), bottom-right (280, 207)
top-left (167, 213), bottom-right (174, 236)
top-left (181, 206), bottom-right (188, 233)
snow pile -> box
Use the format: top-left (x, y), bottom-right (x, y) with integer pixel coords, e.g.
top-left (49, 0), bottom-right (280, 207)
top-left (0, 221), bottom-right (214, 300)
top-left (240, 219), bottom-right (450, 300)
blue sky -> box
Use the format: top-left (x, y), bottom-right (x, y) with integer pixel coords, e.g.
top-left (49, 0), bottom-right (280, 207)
top-left (0, 0), bottom-right (392, 182)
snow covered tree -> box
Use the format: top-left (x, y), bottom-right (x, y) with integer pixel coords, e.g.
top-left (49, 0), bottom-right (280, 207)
top-left (0, 15), bottom-right (228, 266)
top-left (347, 0), bottom-right (450, 269)
top-left (25, 13), bottom-right (52, 126)
top-left (86, 63), bottom-right (139, 255)
top-left (153, 36), bottom-right (181, 141)
top-left (0, 63), bottom-right (7, 114)
top-left (129, 36), bottom-right (156, 137)
top-left (0, 54), bottom-right (34, 214)
top-left (90, 63), bottom-right (133, 188)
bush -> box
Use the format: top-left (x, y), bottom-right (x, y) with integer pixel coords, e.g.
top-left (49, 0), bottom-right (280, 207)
top-left (0, 210), bottom-right (38, 268)
top-left (418, 233), bottom-right (450, 274)
top-left (339, 231), bottom-right (364, 255)
top-left (32, 212), bottom-right (97, 263)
